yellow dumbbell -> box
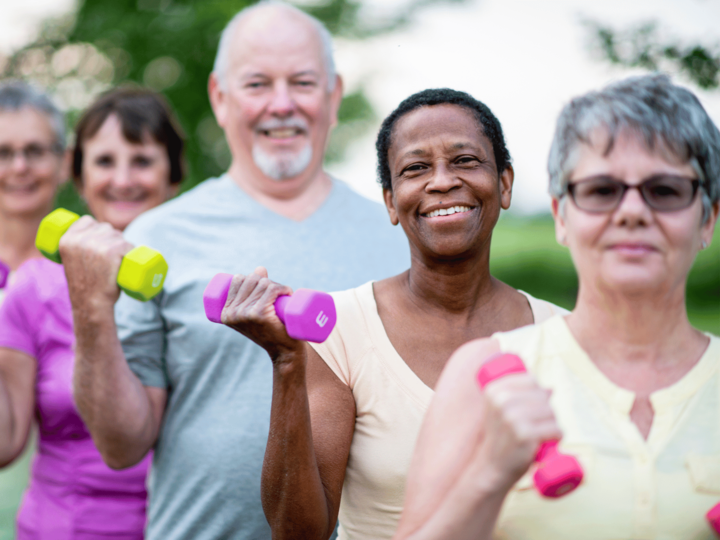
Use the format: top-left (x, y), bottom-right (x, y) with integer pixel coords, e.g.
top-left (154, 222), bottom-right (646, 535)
top-left (36, 208), bottom-right (168, 302)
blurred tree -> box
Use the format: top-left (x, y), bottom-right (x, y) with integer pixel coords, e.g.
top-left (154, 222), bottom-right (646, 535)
top-left (585, 20), bottom-right (720, 90)
top-left (0, 0), bottom-right (466, 214)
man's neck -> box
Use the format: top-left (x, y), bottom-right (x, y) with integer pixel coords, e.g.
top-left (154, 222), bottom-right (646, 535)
top-left (227, 162), bottom-right (333, 222)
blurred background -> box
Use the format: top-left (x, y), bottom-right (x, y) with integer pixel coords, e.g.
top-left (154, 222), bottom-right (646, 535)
top-left (0, 0), bottom-right (718, 535)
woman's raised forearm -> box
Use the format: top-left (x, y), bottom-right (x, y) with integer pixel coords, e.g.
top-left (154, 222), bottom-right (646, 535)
top-left (262, 356), bottom-right (335, 540)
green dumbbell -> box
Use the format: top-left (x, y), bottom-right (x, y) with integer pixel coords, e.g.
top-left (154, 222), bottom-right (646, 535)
top-left (36, 208), bottom-right (168, 302)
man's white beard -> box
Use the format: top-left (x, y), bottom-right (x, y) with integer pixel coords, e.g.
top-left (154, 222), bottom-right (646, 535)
top-left (252, 144), bottom-right (313, 181)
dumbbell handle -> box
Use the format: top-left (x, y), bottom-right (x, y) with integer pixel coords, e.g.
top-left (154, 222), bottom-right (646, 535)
top-left (708, 502), bottom-right (720, 536)
top-left (203, 273), bottom-right (292, 324)
top-left (477, 353), bottom-right (554, 462)
top-left (477, 353), bottom-right (583, 498)
top-left (203, 273), bottom-right (336, 343)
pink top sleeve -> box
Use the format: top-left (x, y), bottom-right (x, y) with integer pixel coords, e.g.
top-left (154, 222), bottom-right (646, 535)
top-left (0, 259), bottom-right (49, 357)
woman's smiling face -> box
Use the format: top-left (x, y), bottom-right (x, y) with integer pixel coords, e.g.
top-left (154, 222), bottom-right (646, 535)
top-left (79, 114), bottom-right (177, 231)
top-left (384, 104), bottom-right (513, 261)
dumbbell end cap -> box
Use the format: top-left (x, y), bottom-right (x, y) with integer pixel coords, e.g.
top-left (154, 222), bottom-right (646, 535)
top-left (203, 273), bottom-right (233, 323)
top-left (0, 260), bottom-right (9, 289)
top-left (477, 353), bottom-right (527, 388)
top-left (707, 502), bottom-right (720, 534)
top-left (35, 208), bottom-right (81, 264)
top-left (534, 454), bottom-right (583, 498)
top-left (117, 246), bottom-right (168, 302)
top-left (282, 289), bottom-right (336, 343)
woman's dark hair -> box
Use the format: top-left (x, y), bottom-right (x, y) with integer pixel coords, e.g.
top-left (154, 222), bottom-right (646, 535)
top-left (376, 88), bottom-right (511, 191)
top-left (72, 87), bottom-right (185, 185)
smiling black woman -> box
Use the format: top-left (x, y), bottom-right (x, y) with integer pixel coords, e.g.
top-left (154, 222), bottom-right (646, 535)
top-left (218, 88), bottom-right (567, 540)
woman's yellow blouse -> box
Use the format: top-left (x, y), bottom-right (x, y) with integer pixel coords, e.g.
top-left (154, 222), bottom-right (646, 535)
top-left (493, 316), bottom-right (720, 540)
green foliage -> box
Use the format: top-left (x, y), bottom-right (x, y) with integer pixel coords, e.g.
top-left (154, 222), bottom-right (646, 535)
top-left (490, 214), bottom-right (720, 335)
top-left (1, 0), bottom-right (468, 215)
top-left (586, 20), bottom-right (720, 90)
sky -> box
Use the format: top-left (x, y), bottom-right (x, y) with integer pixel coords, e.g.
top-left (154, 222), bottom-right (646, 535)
top-left (2, 0), bottom-right (719, 214)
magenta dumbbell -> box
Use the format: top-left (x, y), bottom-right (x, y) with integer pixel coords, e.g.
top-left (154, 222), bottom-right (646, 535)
top-left (203, 273), bottom-right (337, 343)
top-left (0, 260), bottom-right (9, 289)
top-left (708, 502), bottom-right (720, 536)
top-left (477, 353), bottom-right (583, 498)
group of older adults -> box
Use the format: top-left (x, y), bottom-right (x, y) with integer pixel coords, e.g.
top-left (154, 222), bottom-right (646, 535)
top-left (0, 1), bottom-right (717, 539)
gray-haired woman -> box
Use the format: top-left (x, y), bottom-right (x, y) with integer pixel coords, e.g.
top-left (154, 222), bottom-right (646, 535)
top-left (0, 79), bottom-right (67, 535)
top-left (0, 80), bottom-right (68, 297)
top-left (394, 74), bottom-right (720, 540)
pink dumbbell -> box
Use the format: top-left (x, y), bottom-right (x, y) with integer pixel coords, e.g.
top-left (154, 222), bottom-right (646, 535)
top-left (203, 273), bottom-right (337, 343)
top-left (708, 502), bottom-right (720, 536)
top-left (477, 353), bottom-right (584, 498)
top-left (0, 260), bottom-right (9, 289)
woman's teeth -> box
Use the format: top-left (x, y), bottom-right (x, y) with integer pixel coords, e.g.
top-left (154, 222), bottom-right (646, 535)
top-left (424, 205), bottom-right (472, 218)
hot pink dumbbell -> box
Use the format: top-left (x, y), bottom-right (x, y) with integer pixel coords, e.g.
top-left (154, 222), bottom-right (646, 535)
top-left (477, 353), bottom-right (584, 498)
top-left (0, 260), bottom-right (9, 289)
top-left (708, 502), bottom-right (720, 536)
top-left (203, 273), bottom-right (337, 343)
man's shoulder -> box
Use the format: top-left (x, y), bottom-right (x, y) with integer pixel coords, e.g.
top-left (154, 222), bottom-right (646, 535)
top-left (325, 179), bottom-right (396, 231)
top-left (123, 176), bottom-right (234, 241)
top-left (328, 179), bottom-right (386, 213)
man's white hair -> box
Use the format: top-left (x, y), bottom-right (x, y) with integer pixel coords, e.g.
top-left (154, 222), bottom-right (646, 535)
top-left (212, 0), bottom-right (337, 93)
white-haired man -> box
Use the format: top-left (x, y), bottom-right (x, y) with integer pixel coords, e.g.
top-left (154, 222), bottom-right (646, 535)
top-left (62, 2), bottom-right (409, 538)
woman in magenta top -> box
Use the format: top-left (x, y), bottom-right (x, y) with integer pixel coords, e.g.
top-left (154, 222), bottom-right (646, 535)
top-left (0, 87), bottom-right (184, 539)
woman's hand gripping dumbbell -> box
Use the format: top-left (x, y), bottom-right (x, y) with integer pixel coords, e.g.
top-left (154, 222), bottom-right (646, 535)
top-left (203, 270), bottom-right (336, 345)
top-left (36, 208), bottom-right (167, 302)
top-left (477, 353), bottom-right (583, 498)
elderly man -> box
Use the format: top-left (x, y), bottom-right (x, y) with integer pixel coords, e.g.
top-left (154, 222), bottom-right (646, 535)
top-left (62, 2), bottom-right (409, 539)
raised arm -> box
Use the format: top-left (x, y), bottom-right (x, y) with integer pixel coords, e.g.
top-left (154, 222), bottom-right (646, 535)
top-left (262, 344), bottom-right (355, 539)
top-left (61, 216), bottom-right (166, 469)
top-left (218, 268), bottom-right (355, 540)
top-left (394, 339), bottom-right (561, 540)
top-left (0, 348), bottom-right (36, 467)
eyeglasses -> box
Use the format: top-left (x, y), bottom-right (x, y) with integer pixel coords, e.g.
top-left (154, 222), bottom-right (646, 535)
top-left (0, 144), bottom-right (62, 170)
top-left (566, 175), bottom-right (700, 213)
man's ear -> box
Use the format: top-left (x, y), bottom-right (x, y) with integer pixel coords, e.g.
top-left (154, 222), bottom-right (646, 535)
top-left (551, 197), bottom-right (567, 246)
top-left (499, 165), bottom-right (514, 210)
top-left (208, 72), bottom-right (227, 129)
top-left (383, 188), bottom-right (399, 226)
top-left (328, 75), bottom-right (344, 129)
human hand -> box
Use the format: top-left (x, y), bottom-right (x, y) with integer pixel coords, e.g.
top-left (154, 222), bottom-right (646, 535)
top-left (59, 216), bottom-right (134, 311)
top-left (472, 372), bottom-right (563, 493)
top-left (220, 267), bottom-right (303, 362)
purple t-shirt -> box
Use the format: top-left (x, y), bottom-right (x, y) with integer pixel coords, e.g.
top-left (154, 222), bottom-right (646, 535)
top-left (0, 258), bottom-right (151, 539)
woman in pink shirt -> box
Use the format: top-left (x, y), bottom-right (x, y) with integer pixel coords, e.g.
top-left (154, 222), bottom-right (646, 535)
top-left (0, 87), bottom-right (184, 539)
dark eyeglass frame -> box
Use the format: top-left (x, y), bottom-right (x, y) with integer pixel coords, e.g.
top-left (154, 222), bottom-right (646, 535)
top-left (0, 143), bottom-right (63, 168)
top-left (566, 175), bottom-right (701, 213)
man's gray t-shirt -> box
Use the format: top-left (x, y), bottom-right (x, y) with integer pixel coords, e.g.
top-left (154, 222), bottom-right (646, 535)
top-left (115, 175), bottom-right (410, 539)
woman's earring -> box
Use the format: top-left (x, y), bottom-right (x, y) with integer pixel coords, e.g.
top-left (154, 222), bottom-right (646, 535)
top-left (701, 240), bottom-right (708, 250)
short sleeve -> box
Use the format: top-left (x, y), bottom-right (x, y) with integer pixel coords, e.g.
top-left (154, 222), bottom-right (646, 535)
top-left (115, 292), bottom-right (168, 389)
top-left (308, 289), bottom-right (367, 388)
top-left (0, 267), bottom-right (40, 358)
top-left (519, 290), bottom-right (570, 324)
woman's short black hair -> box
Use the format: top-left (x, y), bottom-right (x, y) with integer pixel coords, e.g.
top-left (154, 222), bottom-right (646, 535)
top-left (375, 88), bottom-right (511, 191)
top-left (73, 86), bottom-right (185, 186)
